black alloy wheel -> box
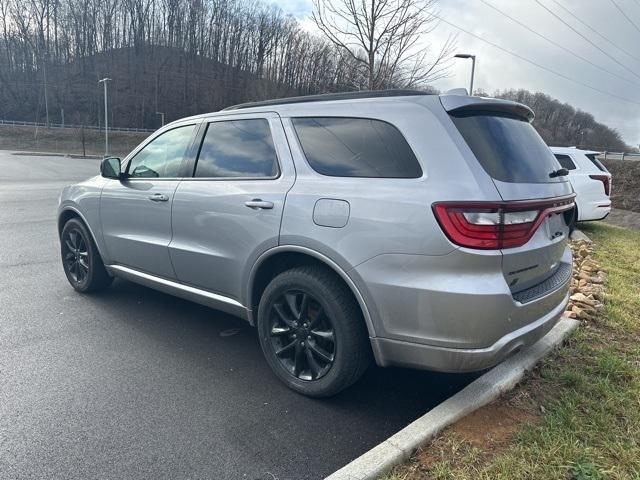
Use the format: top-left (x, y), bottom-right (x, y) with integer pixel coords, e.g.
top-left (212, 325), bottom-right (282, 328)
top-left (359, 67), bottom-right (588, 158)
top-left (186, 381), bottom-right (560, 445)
top-left (62, 227), bottom-right (90, 285)
top-left (60, 217), bottom-right (113, 293)
top-left (257, 266), bottom-right (371, 397)
top-left (268, 290), bottom-right (336, 381)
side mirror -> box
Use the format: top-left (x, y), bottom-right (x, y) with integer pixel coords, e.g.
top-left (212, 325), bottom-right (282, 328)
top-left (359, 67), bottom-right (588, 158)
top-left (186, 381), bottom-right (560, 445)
top-left (100, 157), bottom-right (122, 179)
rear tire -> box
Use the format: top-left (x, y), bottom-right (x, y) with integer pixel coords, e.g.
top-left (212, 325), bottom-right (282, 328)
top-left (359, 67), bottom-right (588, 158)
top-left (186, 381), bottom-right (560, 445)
top-left (60, 218), bottom-right (113, 293)
top-left (257, 266), bottom-right (371, 397)
top-left (568, 206), bottom-right (579, 234)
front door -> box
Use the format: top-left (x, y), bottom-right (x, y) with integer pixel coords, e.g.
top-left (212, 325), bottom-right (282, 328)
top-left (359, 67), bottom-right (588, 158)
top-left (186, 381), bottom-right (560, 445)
top-left (169, 114), bottom-right (295, 302)
top-left (100, 123), bottom-right (198, 278)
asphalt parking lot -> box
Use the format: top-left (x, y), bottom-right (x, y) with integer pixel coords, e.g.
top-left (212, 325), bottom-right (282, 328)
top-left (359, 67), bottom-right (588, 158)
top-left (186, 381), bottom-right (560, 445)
top-left (0, 150), bottom-right (478, 480)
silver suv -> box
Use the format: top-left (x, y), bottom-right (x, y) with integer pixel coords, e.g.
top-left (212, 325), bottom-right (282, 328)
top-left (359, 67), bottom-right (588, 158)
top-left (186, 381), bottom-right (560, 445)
top-left (58, 90), bottom-right (574, 397)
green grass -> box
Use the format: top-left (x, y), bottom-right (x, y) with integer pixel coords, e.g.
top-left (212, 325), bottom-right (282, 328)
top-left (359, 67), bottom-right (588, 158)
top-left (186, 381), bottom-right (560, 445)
top-left (385, 223), bottom-right (640, 480)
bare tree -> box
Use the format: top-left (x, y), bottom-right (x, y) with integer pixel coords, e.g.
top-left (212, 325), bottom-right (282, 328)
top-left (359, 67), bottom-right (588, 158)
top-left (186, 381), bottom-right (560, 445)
top-left (311, 0), bottom-right (455, 90)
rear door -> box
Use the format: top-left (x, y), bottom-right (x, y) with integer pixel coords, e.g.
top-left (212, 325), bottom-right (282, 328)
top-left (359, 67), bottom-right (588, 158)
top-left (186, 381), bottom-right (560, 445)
top-left (581, 151), bottom-right (611, 199)
top-left (169, 113), bottom-right (295, 302)
top-left (447, 101), bottom-right (573, 294)
top-left (554, 151), bottom-right (607, 221)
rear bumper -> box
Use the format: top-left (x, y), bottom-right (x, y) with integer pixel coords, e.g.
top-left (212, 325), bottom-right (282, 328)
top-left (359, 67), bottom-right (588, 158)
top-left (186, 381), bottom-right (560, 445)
top-left (370, 291), bottom-right (568, 372)
top-left (578, 200), bottom-right (611, 221)
top-left (354, 246), bottom-right (572, 372)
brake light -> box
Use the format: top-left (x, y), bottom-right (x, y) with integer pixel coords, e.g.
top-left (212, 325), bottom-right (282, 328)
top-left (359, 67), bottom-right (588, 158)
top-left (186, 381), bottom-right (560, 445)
top-left (589, 175), bottom-right (611, 196)
top-left (433, 196), bottom-right (575, 249)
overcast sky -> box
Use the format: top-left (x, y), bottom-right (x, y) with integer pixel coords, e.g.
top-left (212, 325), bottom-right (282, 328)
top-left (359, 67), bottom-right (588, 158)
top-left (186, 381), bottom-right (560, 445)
top-left (276, 0), bottom-right (640, 146)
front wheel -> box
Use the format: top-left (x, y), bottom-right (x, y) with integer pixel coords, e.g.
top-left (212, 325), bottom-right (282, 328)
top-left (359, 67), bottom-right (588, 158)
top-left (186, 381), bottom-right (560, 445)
top-left (60, 218), bottom-right (113, 293)
top-left (257, 266), bottom-right (371, 397)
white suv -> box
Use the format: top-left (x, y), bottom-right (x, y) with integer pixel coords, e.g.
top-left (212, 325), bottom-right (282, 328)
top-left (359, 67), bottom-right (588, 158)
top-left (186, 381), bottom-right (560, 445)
top-left (550, 147), bottom-right (612, 226)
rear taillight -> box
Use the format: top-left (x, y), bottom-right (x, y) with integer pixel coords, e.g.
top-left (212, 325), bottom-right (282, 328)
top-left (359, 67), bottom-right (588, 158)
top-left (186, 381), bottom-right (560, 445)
top-left (433, 196), bottom-right (575, 249)
top-left (589, 175), bottom-right (611, 196)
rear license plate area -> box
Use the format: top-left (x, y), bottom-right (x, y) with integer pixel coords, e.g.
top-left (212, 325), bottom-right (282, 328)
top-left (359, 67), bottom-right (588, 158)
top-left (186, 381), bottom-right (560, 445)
top-left (546, 212), bottom-right (565, 240)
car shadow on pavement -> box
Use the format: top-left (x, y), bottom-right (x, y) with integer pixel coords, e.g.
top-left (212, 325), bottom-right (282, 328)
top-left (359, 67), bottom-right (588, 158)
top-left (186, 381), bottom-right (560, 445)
top-left (78, 278), bottom-right (481, 479)
top-left (93, 278), bottom-right (480, 406)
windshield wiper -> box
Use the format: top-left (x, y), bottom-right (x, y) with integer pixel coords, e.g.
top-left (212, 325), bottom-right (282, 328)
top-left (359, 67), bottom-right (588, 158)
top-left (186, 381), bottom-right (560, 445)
top-left (549, 168), bottom-right (569, 178)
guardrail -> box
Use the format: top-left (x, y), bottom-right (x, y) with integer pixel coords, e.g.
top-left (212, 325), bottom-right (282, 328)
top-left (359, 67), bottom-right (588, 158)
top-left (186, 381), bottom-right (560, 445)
top-left (0, 119), bottom-right (154, 133)
top-left (600, 152), bottom-right (640, 161)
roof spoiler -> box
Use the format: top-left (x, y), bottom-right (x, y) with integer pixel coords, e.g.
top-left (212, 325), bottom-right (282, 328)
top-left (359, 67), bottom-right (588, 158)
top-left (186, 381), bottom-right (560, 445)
top-left (440, 95), bottom-right (535, 122)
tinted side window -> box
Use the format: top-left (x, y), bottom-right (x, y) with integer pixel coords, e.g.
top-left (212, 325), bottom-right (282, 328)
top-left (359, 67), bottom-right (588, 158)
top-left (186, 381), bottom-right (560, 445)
top-left (451, 114), bottom-right (561, 183)
top-left (554, 154), bottom-right (577, 170)
top-left (291, 117), bottom-right (422, 178)
top-left (194, 119), bottom-right (279, 178)
top-left (128, 125), bottom-right (195, 178)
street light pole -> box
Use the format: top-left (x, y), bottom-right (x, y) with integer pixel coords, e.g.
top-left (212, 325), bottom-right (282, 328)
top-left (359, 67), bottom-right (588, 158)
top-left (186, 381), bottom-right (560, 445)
top-left (156, 112), bottom-right (165, 127)
top-left (43, 57), bottom-right (50, 128)
top-left (454, 54), bottom-right (476, 95)
top-left (98, 78), bottom-right (111, 157)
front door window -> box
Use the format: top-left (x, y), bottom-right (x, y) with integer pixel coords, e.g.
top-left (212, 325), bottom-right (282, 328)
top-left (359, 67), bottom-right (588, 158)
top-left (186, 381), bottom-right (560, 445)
top-left (127, 125), bottom-right (196, 178)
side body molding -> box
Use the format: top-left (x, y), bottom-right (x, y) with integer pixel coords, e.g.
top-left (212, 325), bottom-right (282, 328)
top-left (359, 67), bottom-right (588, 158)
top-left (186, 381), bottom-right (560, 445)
top-left (246, 245), bottom-right (375, 337)
top-left (106, 264), bottom-right (248, 320)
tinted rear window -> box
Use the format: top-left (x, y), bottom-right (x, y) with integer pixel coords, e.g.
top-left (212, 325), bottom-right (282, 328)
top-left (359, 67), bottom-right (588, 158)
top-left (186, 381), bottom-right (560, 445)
top-left (291, 117), bottom-right (422, 178)
top-left (554, 154), bottom-right (577, 170)
top-left (451, 114), bottom-right (561, 183)
top-left (585, 153), bottom-right (608, 172)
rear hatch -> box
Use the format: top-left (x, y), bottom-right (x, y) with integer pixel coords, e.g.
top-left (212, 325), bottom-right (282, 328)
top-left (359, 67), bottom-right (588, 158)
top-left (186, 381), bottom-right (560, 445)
top-left (584, 151), bottom-right (609, 173)
top-left (440, 95), bottom-right (574, 297)
top-left (584, 151), bottom-right (612, 197)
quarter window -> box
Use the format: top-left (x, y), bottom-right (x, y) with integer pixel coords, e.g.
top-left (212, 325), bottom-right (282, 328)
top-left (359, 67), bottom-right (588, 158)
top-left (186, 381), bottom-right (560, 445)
top-left (554, 154), bottom-right (577, 170)
top-left (194, 119), bottom-right (279, 178)
top-left (291, 117), bottom-right (422, 178)
top-left (127, 125), bottom-right (195, 178)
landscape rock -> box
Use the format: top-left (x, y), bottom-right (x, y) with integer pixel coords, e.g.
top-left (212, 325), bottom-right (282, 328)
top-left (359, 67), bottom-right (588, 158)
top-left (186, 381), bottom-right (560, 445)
top-left (565, 239), bottom-right (606, 323)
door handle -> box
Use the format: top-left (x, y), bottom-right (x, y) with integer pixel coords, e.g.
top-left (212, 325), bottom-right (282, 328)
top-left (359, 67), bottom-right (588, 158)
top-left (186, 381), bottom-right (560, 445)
top-left (244, 199), bottom-right (274, 210)
top-left (149, 193), bottom-right (169, 202)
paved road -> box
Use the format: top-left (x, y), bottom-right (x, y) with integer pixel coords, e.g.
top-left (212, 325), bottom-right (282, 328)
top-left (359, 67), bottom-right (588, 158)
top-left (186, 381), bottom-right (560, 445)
top-left (0, 150), bottom-right (477, 480)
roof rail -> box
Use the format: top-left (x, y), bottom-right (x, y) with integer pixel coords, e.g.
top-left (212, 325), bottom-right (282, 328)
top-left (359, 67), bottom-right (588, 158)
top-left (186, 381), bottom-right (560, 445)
top-left (222, 89), bottom-right (433, 111)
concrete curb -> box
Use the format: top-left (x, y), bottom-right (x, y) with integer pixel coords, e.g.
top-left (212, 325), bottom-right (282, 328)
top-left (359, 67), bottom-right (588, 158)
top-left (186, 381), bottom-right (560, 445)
top-left (325, 317), bottom-right (580, 480)
top-left (11, 151), bottom-right (102, 159)
top-left (570, 228), bottom-right (592, 243)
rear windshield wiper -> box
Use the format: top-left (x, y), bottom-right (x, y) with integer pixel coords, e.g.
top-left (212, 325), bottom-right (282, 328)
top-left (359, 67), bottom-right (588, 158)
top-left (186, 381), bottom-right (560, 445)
top-left (549, 168), bottom-right (569, 178)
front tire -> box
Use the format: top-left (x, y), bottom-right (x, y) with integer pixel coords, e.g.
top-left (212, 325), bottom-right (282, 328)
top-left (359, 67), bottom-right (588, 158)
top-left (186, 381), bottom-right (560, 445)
top-left (257, 266), bottom-right (371, 397)
top-left (60, 218), bottom-right (113, 293)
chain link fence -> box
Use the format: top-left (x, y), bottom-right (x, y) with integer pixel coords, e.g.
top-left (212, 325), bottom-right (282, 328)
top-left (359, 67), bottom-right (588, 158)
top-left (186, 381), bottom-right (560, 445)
top-left (0, 119), bottom-right (153, 133)
top-left (0, 122), bottom-right (153, 157)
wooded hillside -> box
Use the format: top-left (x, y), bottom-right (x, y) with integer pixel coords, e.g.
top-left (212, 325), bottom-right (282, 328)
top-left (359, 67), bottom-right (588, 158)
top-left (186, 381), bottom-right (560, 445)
top-left (494, 89), bottom-right (628, 152)
top-left (0, 0), bottom-right (369, 129)
top-left (0, 0), bottom-right (631, 152)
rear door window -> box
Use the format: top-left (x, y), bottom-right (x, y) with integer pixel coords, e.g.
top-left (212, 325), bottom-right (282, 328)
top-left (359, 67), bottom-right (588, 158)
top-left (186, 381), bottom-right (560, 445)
top-left (194, 119), bottom-right (279, 178)
top-left (451, 113), bottom-right (561, 183)
top-left (554, 154), bottom-right (577, 170)
top-left (291, 117), bottom-right (422, 178)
